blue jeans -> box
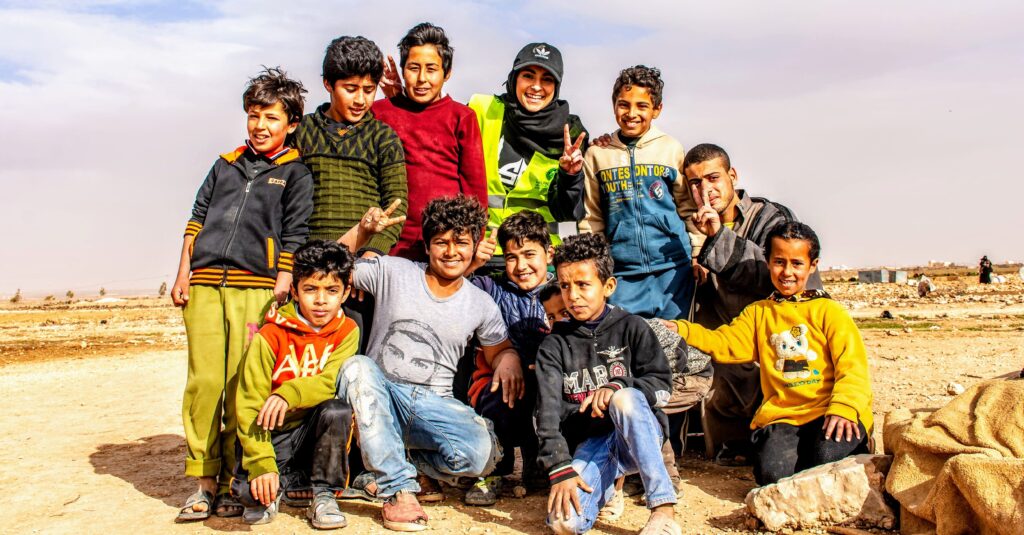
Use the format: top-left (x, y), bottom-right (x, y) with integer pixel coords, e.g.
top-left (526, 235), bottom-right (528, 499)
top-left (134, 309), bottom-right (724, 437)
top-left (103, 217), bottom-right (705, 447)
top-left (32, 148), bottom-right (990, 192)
top-left (547, 388), bottom-right (677, 534)
top-left (337, 355), bottom-right (501, 497)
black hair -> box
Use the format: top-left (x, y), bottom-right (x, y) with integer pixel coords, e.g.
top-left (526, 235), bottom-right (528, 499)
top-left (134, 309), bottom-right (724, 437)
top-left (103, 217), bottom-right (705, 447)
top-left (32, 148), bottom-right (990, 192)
top-left (552, 233), bottom-right (614, 282)
top-left (765, 221), bottom-right (821, 261)
top-left (243, 67), bottom-right (307, 123)
top-left (322, 36), bottom-right (384, 85)
top-left (683, 143), bottom-right (731, 172)
top-left (399, 22), bottom-right (453, 75)
top-left (498, 210), bottom-right (550, 250)
top-left (421, 194), bottom-right (488, 245)
top-left (291, 240), bottom-right (355, 289)
top-left (538, 280), bottom-right (562, 304)
top-left (612, 65), bottom-right (664, 108)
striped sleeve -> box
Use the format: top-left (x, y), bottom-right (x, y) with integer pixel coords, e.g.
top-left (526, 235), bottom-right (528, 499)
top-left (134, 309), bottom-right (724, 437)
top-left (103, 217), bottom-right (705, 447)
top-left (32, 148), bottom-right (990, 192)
top-left (277, 251), bottom-right (294, 273)
top-left (184, 220), bottom-right (203, 238)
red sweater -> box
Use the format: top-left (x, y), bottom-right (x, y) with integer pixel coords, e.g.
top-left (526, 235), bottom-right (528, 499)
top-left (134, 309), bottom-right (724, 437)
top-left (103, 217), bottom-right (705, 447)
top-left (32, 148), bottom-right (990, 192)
top-left (373, 95), bottom-right (487, 260)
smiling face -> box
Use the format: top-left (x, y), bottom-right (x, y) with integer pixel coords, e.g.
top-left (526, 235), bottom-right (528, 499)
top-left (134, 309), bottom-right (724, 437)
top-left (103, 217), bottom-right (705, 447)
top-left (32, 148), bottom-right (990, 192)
top-left (684, 156), bottom-right (739, 216)
top-left (402, 44), bottom-right (450, 105)
top-left (246, 101), bottom-right (297, 155)
top-left (556, 260), bottom-right (616, 322)
top-left (292, 272), bottom-right (350, 328)
top-left (767, 237), bottom-right (819, 297)
top-left (324, 74), bottom-right (378, 123)
top-left (504, 238), bottom-right (553, 291)
top-left (515, 65), bottom-right (556, 112)
top-left (426, 229), bottom-right (476, 282)
top-left (614, 85), bottom-right (661, 138)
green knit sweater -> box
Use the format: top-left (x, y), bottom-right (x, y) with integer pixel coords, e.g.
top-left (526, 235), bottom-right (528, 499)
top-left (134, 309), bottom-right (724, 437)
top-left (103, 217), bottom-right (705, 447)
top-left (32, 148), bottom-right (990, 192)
top-left (295, 104), bottom-right (408, 253)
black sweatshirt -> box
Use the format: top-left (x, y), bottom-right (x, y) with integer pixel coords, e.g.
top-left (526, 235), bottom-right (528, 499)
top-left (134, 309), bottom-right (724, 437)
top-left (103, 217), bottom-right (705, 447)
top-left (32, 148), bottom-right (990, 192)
top-left (534, 306), bottom-right (672, 483)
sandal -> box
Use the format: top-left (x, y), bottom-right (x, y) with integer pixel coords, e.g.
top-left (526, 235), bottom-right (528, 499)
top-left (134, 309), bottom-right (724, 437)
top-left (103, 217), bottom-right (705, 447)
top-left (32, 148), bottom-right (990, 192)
top-left (339, 471), bottom-right (381, 502)
top-left (213, 493), bottom-right (243, 518)
top-left (639, 513), bottom-right (682, 535)
top-left (597, 491), bottom-right (624, 522)
top-left (175, 489), bottom-right (214, 523)
top-left (382, 490), bottom-right (428, 532)
top-left (416, 474), bottom-right (444, 503)
top-left (307, 492), bottom-right (348, 530)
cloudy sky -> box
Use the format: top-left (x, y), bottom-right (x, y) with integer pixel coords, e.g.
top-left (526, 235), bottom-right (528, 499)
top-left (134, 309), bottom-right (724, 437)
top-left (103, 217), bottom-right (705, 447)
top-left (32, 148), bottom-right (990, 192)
top-left (2, 0), bottom-right (1022, 294)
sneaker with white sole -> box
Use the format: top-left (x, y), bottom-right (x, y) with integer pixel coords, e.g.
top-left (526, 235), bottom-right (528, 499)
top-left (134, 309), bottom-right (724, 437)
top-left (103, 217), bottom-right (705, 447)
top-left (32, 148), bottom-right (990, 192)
top-left (463, 475), bottom-right (502, 506)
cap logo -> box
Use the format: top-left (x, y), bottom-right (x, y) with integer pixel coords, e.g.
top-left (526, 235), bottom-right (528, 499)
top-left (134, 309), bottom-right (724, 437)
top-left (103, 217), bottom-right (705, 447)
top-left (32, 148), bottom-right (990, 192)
top-left (533, 45), bottom-right (550, 59)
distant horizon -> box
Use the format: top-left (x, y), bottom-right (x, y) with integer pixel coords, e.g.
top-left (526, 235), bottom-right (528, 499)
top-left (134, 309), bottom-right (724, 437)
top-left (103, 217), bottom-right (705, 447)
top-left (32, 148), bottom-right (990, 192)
top-left (3, 1), bottom-right (1022, 295)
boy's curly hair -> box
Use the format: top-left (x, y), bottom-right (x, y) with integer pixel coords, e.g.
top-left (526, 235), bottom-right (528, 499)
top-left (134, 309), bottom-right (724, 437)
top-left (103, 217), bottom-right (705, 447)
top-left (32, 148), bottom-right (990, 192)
top-left (291, 240), bottom-right (355, 289)
top-left (421, 194), bottom-right (488, 244)
top-left (498, 210), bottom-right (550, 250)
top-left (553, 233), bottom-right (614, 282)
top-left (323, 36), bottom-right (384, 85)
top-left (683, 143), bottom-right (731, 172)
top-left (612, 65), bottom-right (664, 108)
top-left (399, 22), bottom-right (453, 75)
top-left (766, 221), bottom-right (821, 261)
top-left (243, 67), bottom-right (307, 123)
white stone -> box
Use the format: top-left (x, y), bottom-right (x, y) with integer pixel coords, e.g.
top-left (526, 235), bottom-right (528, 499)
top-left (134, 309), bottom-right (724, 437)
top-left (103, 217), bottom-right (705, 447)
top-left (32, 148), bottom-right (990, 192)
top-left (745, 454), bottom-right (895, 531)
top-left (946, 382), bottom-right (966, 395)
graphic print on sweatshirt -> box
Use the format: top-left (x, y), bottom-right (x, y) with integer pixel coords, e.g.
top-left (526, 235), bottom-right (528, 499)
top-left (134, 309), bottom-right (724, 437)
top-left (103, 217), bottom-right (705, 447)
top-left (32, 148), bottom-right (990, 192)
top-left (769, 324), bottom-right (822, 386)
top-left (272, 341), bottom-right (336, 384)
top-left (378, 319), bottom-right (443, 385)
top-left (562, 345), bottom-right (632, 403)
top-left (596, 164), bottom-right (678, 205)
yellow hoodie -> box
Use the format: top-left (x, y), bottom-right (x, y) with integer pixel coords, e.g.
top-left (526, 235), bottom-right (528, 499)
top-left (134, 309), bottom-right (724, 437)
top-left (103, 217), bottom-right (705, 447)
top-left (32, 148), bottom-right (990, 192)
top-left (675, 290), bottom-right (872, 432)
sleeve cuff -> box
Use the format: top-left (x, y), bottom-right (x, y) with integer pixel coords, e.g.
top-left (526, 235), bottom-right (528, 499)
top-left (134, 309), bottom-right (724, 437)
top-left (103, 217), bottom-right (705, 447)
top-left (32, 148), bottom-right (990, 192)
top-left (696, 228), bottom-right (722, 266)
top-left (273, 385), bottom-right (300, 409)
top-left (602, 380), bottom-right (625, 391)
top-left (184, 220), bottom-right (203, 238)
top-left (673, 320), bottom-right (690, 339)
top-left (277, 251), bottom-right (294, 273)
top-left (246, 458), bottom-right (279, 480)
top-left (826, 402), bottom-right (860, 424)
top-left (548, 462), bottom-right (579, 484)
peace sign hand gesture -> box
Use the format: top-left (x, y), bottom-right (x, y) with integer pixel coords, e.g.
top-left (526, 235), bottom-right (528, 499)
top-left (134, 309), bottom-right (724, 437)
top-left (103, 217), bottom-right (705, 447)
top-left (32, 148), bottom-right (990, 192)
top-left (690, 183), bottom-right (722, 238)
top-left (379, 55), bottom-right (402, 99)
top-left (559, 124), bottom-right (587, 174)
top-left (359, 198), bottom-right (406, 235)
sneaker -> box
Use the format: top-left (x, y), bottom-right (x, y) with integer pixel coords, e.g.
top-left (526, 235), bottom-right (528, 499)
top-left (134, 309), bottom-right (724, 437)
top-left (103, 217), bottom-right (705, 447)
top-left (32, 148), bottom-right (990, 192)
top-left (242, 494), bottom-right (280, 525)
top-left (307, 492), bottom-right (347, 530)
top-left (464, 475), bottom-right (502, 506)
top-left (416, 474), bottom-right (444, 503)
top-left (382, 490), bottom-right (428, 532)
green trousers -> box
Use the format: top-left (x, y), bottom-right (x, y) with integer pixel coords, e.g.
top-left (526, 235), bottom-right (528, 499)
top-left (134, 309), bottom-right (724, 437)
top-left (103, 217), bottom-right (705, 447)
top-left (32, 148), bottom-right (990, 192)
top-left (181, 285), bottom-right (273, 491)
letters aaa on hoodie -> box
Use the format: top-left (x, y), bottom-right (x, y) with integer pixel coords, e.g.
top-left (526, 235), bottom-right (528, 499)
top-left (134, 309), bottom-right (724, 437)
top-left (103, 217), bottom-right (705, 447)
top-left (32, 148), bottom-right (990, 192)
top-left (235, 302), bottom-right (359, 479)
top-left (535, 306), bottom-right (672, 483)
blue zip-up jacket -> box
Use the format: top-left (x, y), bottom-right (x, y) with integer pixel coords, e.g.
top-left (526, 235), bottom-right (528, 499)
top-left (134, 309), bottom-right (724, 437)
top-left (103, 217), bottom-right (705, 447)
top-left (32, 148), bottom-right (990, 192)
top-left (470, 272), bottom-right (553, 366)
top-left (579, 126), bottom-right (698, 276)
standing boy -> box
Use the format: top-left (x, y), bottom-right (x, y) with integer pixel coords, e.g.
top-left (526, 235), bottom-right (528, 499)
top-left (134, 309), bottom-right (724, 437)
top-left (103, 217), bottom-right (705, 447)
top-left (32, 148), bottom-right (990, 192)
top-left (296, 35), bottom-right (408, 257)
top-left (172, 68), bottom-right (313, 521)
top-left (373, 22), bottom-right (488, 261)
top-left (671, 222), bottom-right (873, 485)
top-left (232, 240), bottom-right (359, 529)
top-left (536, 233), bottom-right (681, 535)
top-left (579, 66), bottom-right (698, 320)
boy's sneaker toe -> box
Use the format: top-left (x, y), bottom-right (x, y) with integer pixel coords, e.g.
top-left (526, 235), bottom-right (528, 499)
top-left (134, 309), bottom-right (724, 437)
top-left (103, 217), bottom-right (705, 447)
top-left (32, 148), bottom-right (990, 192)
top-left (464, 476), bottom-right (502, 506)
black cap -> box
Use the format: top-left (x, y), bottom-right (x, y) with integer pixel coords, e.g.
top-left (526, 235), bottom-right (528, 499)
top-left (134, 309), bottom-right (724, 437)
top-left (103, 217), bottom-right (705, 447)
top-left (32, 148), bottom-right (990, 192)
top-left (511, 42), bottom-right (563, 83)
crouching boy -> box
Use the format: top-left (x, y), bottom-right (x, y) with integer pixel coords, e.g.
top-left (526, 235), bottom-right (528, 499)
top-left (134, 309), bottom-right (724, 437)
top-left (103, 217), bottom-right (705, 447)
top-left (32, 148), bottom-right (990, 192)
top-left (536, 233), bottom-right (681, 535)
top-left (671, 222), bottom-right (873, 485)
top-left (232, 240), bottom-right (360, 529)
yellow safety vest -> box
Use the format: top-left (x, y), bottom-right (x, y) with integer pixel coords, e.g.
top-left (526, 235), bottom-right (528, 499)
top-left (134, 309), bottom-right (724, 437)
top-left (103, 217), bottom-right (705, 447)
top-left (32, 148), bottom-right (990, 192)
top-left (469, 94), bottom-right (563, 252)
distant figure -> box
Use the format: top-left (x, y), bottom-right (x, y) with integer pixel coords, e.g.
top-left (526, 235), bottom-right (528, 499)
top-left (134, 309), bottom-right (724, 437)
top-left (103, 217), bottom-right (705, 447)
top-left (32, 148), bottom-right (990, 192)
top-left (979, 256), bottom-right (993, 284)
top-left (917, 276), bottom-right (935, 298)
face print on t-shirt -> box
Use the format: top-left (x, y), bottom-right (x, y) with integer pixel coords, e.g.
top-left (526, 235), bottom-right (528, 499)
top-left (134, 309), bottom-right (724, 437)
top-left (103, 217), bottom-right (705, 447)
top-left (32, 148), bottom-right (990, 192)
top-left (377, 319), bottom-right (443, 386)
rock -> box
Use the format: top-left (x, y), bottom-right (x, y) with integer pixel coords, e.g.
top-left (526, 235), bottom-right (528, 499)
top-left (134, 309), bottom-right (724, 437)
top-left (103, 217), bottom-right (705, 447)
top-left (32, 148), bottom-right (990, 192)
top-left (745, 454), bottom-right (895, 531)
top-left (946, 382), bottom-right (965, 396)
top-left (512, 485), bottom-right (527, 498)
top-left (885, 330), bottom-right (899, 336)
top-left (79, 340), bottom-right (88, 349)
top-left (902, 327), bottom-right (912, 333)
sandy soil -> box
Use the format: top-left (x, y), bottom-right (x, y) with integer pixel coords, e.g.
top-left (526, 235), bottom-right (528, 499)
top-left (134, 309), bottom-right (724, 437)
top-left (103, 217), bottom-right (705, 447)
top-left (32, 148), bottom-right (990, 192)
top-left (2, 277), bottom-right (1022, 534)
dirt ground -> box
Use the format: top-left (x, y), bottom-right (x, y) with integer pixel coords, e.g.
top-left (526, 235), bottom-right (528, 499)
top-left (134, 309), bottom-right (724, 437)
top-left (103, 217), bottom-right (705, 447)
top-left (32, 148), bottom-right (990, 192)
top-left (2, 275), bottom-right (1022, 535)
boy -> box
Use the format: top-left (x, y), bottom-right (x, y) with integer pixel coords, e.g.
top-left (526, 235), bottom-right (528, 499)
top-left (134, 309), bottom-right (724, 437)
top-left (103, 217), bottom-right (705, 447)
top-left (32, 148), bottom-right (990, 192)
top-left (336, 195), bottom-right (519, 531)
top-left (296, 35), bottom-right (408, 257)
top-left (535, 233), bottom-right (681, 535)
top-left (462, 210), bottom-right (556, 505)
top-left (172, 68), bottom-right (312, 522)
top-left (231, 240), bottom-right (359, 529)
top-left (578, 65), bottom-right (698, 320)
top-left (540, 281), bottom-right (571, 329)
top-left (373, 22), bottom-right (488, 261)
top-left (671, 222), bottom-right (873, 485)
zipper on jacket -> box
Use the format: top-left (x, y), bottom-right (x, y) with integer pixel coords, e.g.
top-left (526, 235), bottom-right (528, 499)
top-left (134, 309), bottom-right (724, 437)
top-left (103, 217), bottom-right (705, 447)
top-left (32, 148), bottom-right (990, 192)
top-left (628, 145), bottom-right (650, 273)
top-left (219, 162), bottom-right (259, 285)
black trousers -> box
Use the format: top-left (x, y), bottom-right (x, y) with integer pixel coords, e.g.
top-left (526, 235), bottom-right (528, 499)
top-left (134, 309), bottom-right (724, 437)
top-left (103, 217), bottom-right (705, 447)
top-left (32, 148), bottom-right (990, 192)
top-left (232, 398), bottom-right (353, 505)
top-left (475, 374), bottom-right (538, 477)
top-left (751, 415), bottom-right (868, 486)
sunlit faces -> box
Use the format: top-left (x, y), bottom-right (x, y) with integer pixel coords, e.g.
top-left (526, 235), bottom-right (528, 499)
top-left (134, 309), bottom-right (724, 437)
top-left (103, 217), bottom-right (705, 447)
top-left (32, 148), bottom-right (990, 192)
top-left (767, 238), bottom-right (819, 298)
top-left (684, 157), bottom-right (738, 215)
top-left (556, 260), bottom-right (617, 323)
top-left (403, 44), bottom-right (450, 105)
top-left (292, 273), bottom-right (350, 328)
top-left (614, 85), bottom-right (661, 138)
top-left (246, 101), bottom-right (297, 155)
top-left (541, 291), bottom-right (571, 329)
top-left (504, 239), bottom-right (553, 291)
top-left (515, 65), bottom-right (556, 112)
top-left (426, 229), bottom-right (477, 282)
top-left (323, 74), bottom-right (378, 123)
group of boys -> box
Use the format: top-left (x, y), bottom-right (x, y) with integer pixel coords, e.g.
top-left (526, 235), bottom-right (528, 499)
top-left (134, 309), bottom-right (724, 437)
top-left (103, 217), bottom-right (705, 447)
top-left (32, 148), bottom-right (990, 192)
top-left (172, 21), bottom-right (874, 535)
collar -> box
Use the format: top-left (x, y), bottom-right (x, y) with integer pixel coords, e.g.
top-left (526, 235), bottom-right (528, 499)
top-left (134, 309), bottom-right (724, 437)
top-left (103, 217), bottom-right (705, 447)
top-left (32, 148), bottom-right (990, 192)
top-left (315, 103), bottom-right (370, 136)
top-left (769, 288), bottom-right (831, 303)
top-left (220, 144), bottom-right (297, 165)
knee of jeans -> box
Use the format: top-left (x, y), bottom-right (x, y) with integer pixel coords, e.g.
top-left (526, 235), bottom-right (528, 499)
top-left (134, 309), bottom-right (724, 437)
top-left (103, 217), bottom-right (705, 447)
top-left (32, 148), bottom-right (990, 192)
top-left (338, 355), bottom-right (378, 391)
top-left (608, 387), bottom-right (647, 418)
top-left (467, 415), bottom-right (502, 476)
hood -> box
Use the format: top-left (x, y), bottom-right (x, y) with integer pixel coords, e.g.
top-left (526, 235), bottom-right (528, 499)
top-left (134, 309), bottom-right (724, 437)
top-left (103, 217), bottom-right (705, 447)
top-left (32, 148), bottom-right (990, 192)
top-left (263, 301), bottom-right (349, 336)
